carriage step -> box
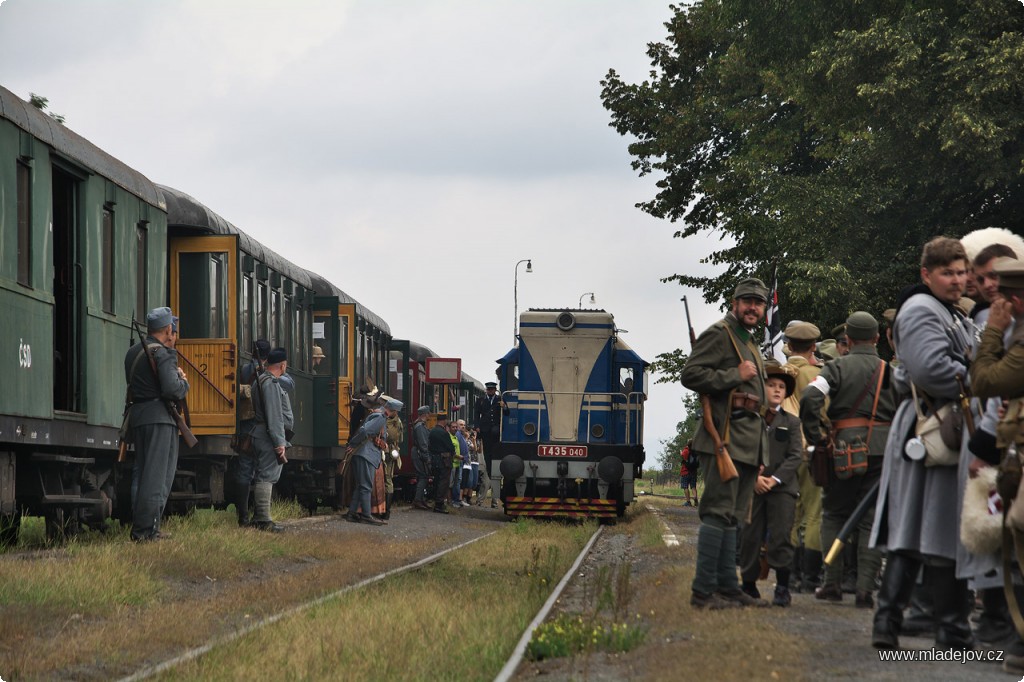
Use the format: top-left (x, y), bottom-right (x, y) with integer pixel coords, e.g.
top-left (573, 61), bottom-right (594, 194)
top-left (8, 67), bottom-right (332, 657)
top-left (173, 470), bottom-right (197, 479)
top-left (40, 494), bottom-right (102, 507)
top-left (167, 492), bottom-right (211, 503)
top-left (32, 453), bottom-right (96, 465)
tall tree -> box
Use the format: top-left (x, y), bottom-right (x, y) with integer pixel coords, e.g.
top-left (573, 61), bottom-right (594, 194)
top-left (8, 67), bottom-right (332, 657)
top-left (602, 0), bottom-right (1024, 336)
top-left (657, 392), bottom-right (701, 475)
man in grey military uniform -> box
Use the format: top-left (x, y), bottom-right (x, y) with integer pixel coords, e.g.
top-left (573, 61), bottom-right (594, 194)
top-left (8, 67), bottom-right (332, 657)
top-left (801, 312), bottom-right (895, 608)
top-left (124, 307), bottom-right (189, 542)
top-left (681, 277), bottom-right (771, 609)
top-left (411, 405), bottom-right (433, 509)
top-left (346, 397), bottom-right (403, 525)
top-left (248, 347), bottom-right (293, 532)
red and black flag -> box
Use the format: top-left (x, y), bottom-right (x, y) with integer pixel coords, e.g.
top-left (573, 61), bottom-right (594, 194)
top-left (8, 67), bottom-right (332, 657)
top-left (762, 270), bottom-right (785, 364)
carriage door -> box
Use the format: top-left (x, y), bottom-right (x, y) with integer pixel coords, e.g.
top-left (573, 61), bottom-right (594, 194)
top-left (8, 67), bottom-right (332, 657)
top-left (337, 303), bottom-right (356, 442)
top-left (51, 166), bottom-right (82, 413)
top-left (312, 297), bottom-right (339, 447)
top-left (169, 236), bottom-right (238, 434)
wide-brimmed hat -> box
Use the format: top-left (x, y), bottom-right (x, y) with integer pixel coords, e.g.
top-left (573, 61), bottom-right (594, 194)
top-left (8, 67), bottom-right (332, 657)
top-left (312, 345), bottom-right (325, 359)
top-left (764, 360), bottom-right (796, 397)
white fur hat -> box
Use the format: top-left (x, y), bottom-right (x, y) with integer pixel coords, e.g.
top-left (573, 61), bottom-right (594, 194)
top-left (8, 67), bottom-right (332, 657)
top-left (960, 227), bottom-right (1024, 265)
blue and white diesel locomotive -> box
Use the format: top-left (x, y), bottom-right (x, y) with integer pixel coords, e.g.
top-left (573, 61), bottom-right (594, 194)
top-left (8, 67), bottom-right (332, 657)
top-left (495, 309), bottom-right (647, 519)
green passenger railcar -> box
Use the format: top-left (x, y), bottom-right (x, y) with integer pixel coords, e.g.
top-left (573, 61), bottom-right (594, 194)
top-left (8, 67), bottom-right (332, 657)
top-left (0, 86), bottom-right (168, 541)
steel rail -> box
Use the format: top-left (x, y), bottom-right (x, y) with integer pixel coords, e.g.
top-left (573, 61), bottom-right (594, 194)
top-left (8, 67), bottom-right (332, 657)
top-left (493, 525), bottom-right (604, 682)
top-left (116, 530), bottom-right (497, 682)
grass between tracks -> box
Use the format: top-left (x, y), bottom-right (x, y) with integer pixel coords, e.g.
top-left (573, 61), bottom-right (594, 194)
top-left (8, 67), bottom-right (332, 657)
top-left (0, 500), bottom-right (445, 680)
top-left (153, 519), bottom-right (594, 682)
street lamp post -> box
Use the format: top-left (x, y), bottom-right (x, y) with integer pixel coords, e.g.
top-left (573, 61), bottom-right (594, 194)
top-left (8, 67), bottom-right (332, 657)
top-left (578, 292), bottom-right (595, 308)
top-left (514, 259), bottom-right (533, 345)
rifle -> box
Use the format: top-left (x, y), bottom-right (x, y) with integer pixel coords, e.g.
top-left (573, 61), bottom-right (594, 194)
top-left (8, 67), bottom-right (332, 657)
top-left (131, 318), bottom-right (198, 449)
top-left (824, 479), bottom-right (880, 566)
top-left (684, 297), bottom-right (739, 483)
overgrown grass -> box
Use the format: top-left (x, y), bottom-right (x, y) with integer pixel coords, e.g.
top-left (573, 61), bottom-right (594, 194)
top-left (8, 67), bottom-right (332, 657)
top-left (155, 519), bottom-right (594, 681)
top-left (527, 613), bottom-right (647, 660)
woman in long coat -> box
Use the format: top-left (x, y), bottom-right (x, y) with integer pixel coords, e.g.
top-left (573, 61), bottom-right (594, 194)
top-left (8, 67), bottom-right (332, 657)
top-left (870, 237), bottom-right (976, 651)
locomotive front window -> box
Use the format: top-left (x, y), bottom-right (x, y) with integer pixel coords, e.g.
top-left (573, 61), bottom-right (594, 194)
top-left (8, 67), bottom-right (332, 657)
top-left (619, 367), bottom-right (636, 394)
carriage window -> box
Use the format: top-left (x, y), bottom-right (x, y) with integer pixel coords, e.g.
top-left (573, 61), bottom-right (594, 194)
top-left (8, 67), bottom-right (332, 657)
top-left (135, 224), bottom-right (147, 317)
top-left (312, 313), bottom-right (333, 376)
top-left (101, 207), bottom-right (114, 313)
top-left (270, 289), bottom-right (280, 347)
top-left (256, 282), bottom-right (267, 341)
top-left (284, 294), bottom-right (296, 369)
top-left (17, 161), bottom-right (31, 287)
top-left (178, 251), bottom-right (228, 338)
top-left (241, 275), bottom-right (252, 353)
top-left (339, 315), bottom-right (350, 379)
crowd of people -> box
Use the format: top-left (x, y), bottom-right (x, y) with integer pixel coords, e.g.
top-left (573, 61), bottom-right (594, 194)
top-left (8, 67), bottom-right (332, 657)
top-left (681, 228), bottom-right (1024, 675)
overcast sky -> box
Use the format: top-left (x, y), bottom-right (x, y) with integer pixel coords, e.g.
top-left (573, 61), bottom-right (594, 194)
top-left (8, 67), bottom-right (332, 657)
top-left (0, 0), bottom-right (730, 463)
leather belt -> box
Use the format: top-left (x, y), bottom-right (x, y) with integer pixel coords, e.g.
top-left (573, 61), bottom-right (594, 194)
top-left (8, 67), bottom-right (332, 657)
top-left (832, 417), bottom-right (890, 431)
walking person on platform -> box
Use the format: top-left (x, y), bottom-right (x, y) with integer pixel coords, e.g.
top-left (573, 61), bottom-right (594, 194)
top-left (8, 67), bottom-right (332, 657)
top-left (474, 427), bottom-right (493, 506)
top-left (681, 277), bottom-right (771, 609)
top-left (475, 381), bottom-right (503, 508)
top-left (739, 361), bottom-right (802, 607)
top-left (125, 307), bottom-right (189, 542)
top-left (801, 312), bottom-right (895, 608)
top-left (429, 412), bottom-right (456, 514)
top-left (248, 348), bottom-right (293, 532)
top-left (411, 406), bottom-right (432, 510)
top-left (870, 237), bottom-right (976, 651)
top-left (680, 440), bottom-right (699, 508)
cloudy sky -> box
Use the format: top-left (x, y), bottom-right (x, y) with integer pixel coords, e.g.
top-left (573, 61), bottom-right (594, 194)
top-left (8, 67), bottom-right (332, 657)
top-left (0, 0), bottom-right (729, 463)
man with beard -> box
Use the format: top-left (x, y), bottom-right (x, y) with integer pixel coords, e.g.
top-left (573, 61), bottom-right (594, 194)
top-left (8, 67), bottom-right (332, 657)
top-left (681, 278), bottom-right (771, 609)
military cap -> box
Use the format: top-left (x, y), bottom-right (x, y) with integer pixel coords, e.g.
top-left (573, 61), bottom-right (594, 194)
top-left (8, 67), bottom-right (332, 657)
top-left (485, 381), bottom-right (497, 388)
top-left (763, 360), bottom-right (796, 397)
top-left (417, 405), bottom-right (431, 416)
top-left (384, 398), bottom-right (403, 411)
top-left (435, 411), bottom-right (449, 422)
top-left (830, 323), bottom-right (848, 341)
top-left (845, 311), bottom-right (878, 341)
top-left (882, 308), bottom-right (896, 325)
top-left (254, 339), bottom-right (271, 360)
top-left (818, 339), bottom-right (839, 361)
top-left (146, 307), bottom-right (173, 331)
top-left (733, 277), bottom-right (769, 302)
top-left (267, 347), bottom-right (287, 365)
top-left (784, 321), bottom-right (820, 341)
top-left (995, 257), bottom-right (1024, 289)
top-left (171, 316), bottom-right (179, 334)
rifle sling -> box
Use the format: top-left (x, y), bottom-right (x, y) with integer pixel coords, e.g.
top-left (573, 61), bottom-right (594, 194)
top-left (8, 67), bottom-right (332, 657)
top-left (717, 320), bottom-right (765, 446)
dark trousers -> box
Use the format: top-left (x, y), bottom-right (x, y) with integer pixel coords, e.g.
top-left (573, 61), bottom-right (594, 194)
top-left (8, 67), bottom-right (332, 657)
top-left (739, 491), bottom-right (796, 582)
top-left (820, 456), bottom-right (883, 591)
top-left (432, 455), bottom-right (452, 507)
top-left (130, 423), bottom-right (179, 541)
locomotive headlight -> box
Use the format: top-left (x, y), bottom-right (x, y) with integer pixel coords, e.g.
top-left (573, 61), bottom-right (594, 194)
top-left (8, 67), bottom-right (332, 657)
top-left (556, 312), bottom-right (576, 331)
top-left (597, 456), bottom-right (624, 484)
top-left (500, 455), bottom-right (525, 480)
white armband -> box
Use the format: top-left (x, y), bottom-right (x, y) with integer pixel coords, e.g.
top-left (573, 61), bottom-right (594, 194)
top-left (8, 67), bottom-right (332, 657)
top-left (807, 375), bottom-right (830, 397)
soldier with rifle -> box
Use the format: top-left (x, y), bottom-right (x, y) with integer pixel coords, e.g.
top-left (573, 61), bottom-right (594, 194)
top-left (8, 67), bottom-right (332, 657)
top-left (124, 307), bottom-right (190, 542)
top-left (681, 278), bottom-right (771, 609)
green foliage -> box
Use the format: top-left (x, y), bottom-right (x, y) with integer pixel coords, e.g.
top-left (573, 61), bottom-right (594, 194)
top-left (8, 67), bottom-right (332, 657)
top-left (602, 0), bottom-right (1024, 336)
top-left (28, 92), bottom-right (66, 124)
top-left (657, 393), bottom-right (701, 474)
